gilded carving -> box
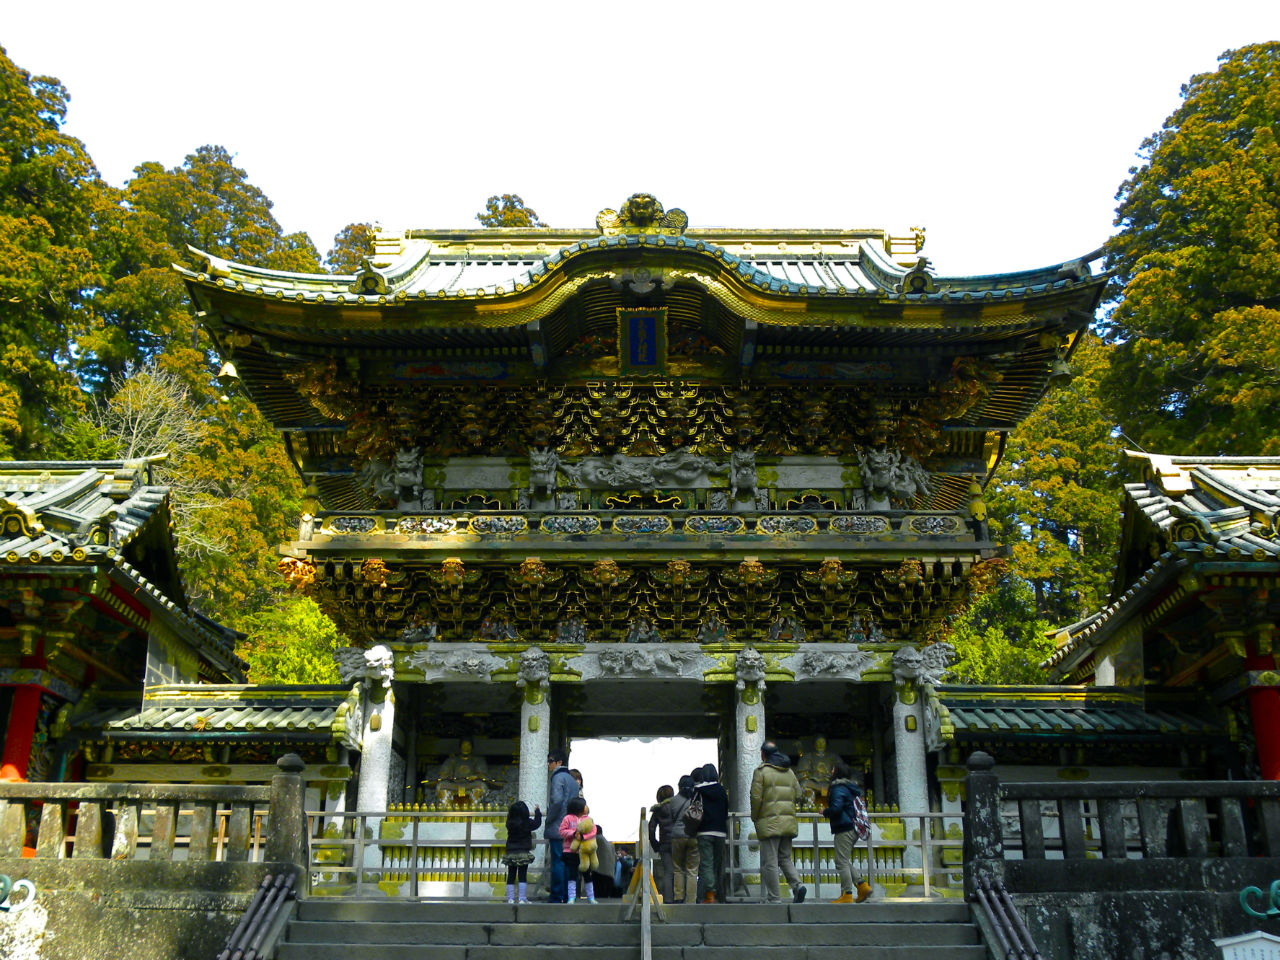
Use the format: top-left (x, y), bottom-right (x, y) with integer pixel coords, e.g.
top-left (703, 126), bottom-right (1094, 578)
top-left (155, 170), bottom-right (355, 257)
top-left (596, 193), bottom-right (689, 235)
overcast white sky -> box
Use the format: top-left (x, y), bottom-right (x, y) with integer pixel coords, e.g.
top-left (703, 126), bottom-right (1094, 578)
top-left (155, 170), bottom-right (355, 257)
top-left (6, 3), bottom-right (1278, 275)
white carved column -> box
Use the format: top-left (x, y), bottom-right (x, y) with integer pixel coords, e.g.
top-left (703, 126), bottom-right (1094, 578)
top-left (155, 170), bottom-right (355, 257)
top-left (337, 645), bottom-right (398, 868)
top-left (734, 648), bottom-right (767, 889)
top-left (517, 647), bottom-right (552, 815)
top-left (890, 642), bottom-right (953, 886)
top-left (357, 683), bottom-right (395, 868)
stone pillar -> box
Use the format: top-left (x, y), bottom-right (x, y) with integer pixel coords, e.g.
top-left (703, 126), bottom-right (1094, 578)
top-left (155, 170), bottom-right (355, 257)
top-left (734, 663), bottom-right (766, 891)
top-left (519, 685), bottom-right (551, 814)
top-left (962, 750), bottom-right (1004, 898)
top-left (267, 753), bottom-right (309, 867)
top-left (734, 688), bottom-right (765, 819)
top-left (357, 683), bottom-right (396, 868)
top-left (893, 680), bottom-right (928, 875)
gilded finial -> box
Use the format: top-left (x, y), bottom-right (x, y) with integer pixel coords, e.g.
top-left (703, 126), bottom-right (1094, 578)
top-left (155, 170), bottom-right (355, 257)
top-left (596, 193), bottom-right (688, 236)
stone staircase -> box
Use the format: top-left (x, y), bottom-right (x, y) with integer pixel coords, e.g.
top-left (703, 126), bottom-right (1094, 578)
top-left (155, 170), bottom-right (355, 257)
top-left (277, 899), bottom-right (990, 959)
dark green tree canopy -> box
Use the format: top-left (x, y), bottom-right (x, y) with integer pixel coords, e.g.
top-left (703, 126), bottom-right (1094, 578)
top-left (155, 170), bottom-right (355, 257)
top-left (1104, 42), bottom-right (1280, 454)
top-left (476, 193), bottom-right (545, 227)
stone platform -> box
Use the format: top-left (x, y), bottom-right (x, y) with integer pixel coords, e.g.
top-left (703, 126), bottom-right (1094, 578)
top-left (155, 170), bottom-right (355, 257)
top-left (278, 899), bottom-right (987, 959)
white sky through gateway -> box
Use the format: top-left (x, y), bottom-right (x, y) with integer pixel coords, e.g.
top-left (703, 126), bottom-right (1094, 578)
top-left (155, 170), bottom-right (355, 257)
top-left (568, 738), bottom-right (718, 843)
top-left (4, 3), bottom-right (1279, 276)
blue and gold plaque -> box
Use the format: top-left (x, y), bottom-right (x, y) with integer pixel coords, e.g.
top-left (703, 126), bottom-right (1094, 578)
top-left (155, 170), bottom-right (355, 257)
top-left (617, 308), bottom-right (667, 376)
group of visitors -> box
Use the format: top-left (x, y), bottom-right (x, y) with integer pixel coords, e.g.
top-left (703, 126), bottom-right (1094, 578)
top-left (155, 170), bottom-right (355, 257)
top-left (500, 742), bottom-right (871, 906)
top-left (647, 763), bottom-right (729, 903)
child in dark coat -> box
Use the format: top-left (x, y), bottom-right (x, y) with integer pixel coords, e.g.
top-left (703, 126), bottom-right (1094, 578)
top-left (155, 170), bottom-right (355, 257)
top-left (502, 800), bottom-right (543, 903)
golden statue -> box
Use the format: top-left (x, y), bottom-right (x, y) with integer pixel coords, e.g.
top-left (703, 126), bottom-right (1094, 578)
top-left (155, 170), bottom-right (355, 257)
top-left (795, 735), bottom-right (837, 805)
top-left (423, 740), bottom-right (498, 805)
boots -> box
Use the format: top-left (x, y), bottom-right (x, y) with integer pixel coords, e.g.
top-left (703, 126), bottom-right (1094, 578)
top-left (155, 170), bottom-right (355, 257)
top-left (517, 881), bottom-right (529, 904)
top-left (505, 883), bottom-right (516, 904)
top-left (855, 881), bottom-right (872, 903)
top-left (567, 880), bottom-right (577, 902)
top-left (832, 891), bottom-right (855, 903)
top-left (701, 891), bottom-right (717, 904)
top-left (584, 880), bottom-right (597, 904)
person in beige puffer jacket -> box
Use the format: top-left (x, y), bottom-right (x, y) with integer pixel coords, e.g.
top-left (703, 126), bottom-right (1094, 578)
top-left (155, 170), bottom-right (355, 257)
top-left (750, 742), bottom-right (807, 904)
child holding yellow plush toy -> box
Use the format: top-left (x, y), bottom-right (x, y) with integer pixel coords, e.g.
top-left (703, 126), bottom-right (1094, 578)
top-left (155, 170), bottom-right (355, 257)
top-left (558, 797), bottom-right (599, 903)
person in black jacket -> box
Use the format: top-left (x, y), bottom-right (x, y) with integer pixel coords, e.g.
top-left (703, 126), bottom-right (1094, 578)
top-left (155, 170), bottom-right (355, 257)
top-left (692, 763), bottom-right (729, 903)
top-left (822, 760), bottom-right (871, 903)
top-left (502, 800), bottom-right (543, 903)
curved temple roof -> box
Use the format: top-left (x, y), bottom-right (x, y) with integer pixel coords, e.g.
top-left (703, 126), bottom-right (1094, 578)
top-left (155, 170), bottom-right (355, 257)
top-left (179, 225), bottom-right (1104, 311)
top-left (1044, 452), bottom-right (1280, 679)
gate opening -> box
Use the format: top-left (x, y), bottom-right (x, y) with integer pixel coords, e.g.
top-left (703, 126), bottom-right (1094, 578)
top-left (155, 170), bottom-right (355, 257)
top-left (568, 737), bottom-right (719, 841)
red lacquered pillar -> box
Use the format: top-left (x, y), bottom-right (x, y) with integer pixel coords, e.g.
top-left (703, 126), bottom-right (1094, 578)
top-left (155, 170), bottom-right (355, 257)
top-left (1246, 649), bottom-right (1280, 780)
top-left (1, 685), bottom-right (42, 781)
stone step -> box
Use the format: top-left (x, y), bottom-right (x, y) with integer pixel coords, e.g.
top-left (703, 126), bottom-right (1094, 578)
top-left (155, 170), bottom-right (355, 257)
top-left (296, 898), bottom-right (972, 926)
top-left (287, 920), bottom-right (978, 947)
top-left (277, 946), bottom-right (989, 960)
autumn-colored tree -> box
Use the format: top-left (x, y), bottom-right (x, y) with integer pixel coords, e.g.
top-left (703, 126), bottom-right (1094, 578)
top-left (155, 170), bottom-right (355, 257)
top-left (985, 333), bottom-right (1124, 625)
top-left (1104, 43), bottom-right (1280, 454)
top-left (326, 222), bottom-right (375, 273)
top-left (0, 45), bottom-right (117, 456)
top-left (476, 194), bottom-right (545, 227)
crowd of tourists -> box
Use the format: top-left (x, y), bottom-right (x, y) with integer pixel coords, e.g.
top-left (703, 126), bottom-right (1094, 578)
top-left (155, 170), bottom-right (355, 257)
top-left (501, 743), bottom-right (871, 905)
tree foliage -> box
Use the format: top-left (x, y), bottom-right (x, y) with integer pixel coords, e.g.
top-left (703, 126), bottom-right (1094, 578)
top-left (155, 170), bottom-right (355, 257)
top-left (476, 194), bottom-right (545, 228)
top-left (0, 45), bottom-right (117, 456)
top-left (235, 597), bottom-right (342, 684)
top-left (985, 333), bottom-right (1124, 625)
top-left (1104, 42), bottom-right (1280, 454)
top-left (0, 44), bottom-right (343, 681)
top-left (326, 222), bottom-right (375, 273)
top-left (946, 577), bottom-right (1057, 685)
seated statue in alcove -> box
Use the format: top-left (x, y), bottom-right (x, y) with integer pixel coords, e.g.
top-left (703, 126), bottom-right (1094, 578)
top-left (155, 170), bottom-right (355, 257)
top-left (424, 740), bottom-right (500, 805)
top-left (795, 735), bottom-right (838, 806)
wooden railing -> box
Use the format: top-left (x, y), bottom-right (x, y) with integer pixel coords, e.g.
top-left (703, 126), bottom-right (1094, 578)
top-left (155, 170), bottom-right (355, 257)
top-left (0, 754), bottom-right (308, 866)
top-left (962, 750), bottom-right (1280, 895)
top-left (0, 781), bottom-right (272, 862)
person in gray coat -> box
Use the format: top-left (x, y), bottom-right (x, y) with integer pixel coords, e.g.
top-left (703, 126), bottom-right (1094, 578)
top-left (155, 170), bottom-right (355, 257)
top-left (543, 748), bottom-right (580, 902)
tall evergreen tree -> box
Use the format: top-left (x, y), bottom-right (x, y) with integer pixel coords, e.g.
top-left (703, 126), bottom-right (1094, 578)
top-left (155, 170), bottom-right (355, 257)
top-left (1104, 42), bottom-right (1280, 454)
top-left (0, 45), bottom-right (117, 455)
top-left (986, 333), bottom-right (1124, 625)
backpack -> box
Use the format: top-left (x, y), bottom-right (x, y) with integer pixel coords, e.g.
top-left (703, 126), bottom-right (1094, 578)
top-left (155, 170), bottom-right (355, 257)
top-left (850, 793), bottom-right (871, 841)
top-left (682, 791), bottom-right (704, 833)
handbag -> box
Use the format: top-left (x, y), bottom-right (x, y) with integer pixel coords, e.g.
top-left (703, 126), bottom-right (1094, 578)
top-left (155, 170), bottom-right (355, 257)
top-left (682, 791), bottom-right (704, 832)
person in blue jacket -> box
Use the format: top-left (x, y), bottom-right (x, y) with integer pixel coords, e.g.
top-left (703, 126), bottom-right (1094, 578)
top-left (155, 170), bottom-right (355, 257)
top-left (822, 760), bottom-right (871, 902)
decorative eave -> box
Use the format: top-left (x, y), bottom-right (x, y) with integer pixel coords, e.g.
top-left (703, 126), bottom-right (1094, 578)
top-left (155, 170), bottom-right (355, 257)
top-left (74, 683), bottom-right (361, 751)
top-left (178, 231), bottom-right (1106, 332)
top-left (938, 684), bottom-right (1225, 741)
top-left (1043, 452), bottom-right (1280, 681)
top-left (108, 560), bottom-right (248, 681)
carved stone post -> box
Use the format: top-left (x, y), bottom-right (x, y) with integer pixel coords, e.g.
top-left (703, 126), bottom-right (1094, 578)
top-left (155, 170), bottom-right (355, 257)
top-left (267, 753), bottom-right (309, 868)
top-left (734, 648), bottom-right (767, 887)
top-left (517, 647), bottom-right (552, 818)
top-left (357, 684), bottom-right (395, 828)
top-left (892, 680), bottom-right (928, 875)
top-left (962, 750), bottom-right (1004, 898)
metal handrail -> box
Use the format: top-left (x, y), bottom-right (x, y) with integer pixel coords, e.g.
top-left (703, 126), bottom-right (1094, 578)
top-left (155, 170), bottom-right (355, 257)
top-left (724, 809), bottom-right (955, 901)
top-left (305, 807), bottom-right (960, 900)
